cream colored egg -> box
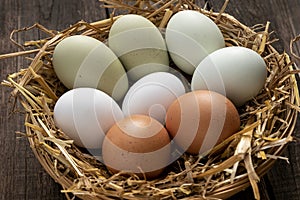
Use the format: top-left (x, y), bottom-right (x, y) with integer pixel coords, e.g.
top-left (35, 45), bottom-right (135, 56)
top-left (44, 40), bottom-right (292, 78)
top-left (108, 14), bottom-right (169, 81)
top-left (165, 10), bottom-right (225, 75)
top-left (53, 35), bottom-right (128, 101)
top-left (122, 72), bottom-right (186, 124)
top-left (53, 88), bottom-right (124, 149)
top-left (191, 46), bottom-right (267, 106)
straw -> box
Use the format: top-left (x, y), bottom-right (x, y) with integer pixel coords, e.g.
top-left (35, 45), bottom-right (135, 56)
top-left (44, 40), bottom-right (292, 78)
top-left (1, 0), bottom-right (299, 199)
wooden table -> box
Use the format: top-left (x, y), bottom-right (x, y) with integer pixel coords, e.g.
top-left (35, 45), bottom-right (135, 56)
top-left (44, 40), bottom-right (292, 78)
top-left (0, 0), bottom-right (299, 199)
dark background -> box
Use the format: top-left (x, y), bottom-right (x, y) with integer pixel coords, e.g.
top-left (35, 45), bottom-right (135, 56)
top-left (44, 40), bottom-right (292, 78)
top-left (0, 0), bottom-right (300, 199)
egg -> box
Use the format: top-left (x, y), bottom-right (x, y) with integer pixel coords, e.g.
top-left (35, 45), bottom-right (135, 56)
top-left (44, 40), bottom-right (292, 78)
top-left (53, 88), bottom-right (124, 149)
top-left (191, 46), bottom-right (267, 106)
top-left (122, 72), bottom-right (186, 124)
top-left (165, 10), bottom-right (225, 75)
top-left (165, 90), bottom-right (240, 155)
top-left (102, 115), bottom-right (171, 179)
top-left (108, 14), bottom-right (169, 81)
top-left (53, 35), bottom-right (128, 101)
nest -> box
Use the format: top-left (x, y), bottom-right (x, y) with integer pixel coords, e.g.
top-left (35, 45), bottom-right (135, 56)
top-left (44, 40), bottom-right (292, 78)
top-left (1, 0), bottom-right (300, 199)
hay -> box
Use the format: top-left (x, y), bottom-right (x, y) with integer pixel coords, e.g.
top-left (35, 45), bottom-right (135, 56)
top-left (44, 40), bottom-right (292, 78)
top-left (1, 0), bottom-right (299, 199)
top-left (291, 34), bottom-right (300, 60)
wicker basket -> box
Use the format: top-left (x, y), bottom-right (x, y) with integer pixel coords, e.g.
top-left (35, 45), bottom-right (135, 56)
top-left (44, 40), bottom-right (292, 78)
top-left (1, 0), bottom-right (300, 199)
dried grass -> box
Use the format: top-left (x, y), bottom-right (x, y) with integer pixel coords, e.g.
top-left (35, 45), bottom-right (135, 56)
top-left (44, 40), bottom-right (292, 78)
top-left (1, 0), bottom-right (299, 199)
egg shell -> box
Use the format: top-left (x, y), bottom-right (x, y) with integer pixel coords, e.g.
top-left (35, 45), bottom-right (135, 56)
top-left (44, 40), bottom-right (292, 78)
top-left (165, 10), bottom-right (225, 75)
top-left (191, 46), bottom-right (267, 106)
top-left (122, 72), bottom-right (186, 124)
top-left (102, 115), bottom-right (171, 179)
top-left (53, 35), bottom-right (128, 101)
top-left (108, 14), bottom-right (169, 81)
top-left (165, 90), bottom-right (240, 155)
top-left (53, 88), bottom-right (124, 149)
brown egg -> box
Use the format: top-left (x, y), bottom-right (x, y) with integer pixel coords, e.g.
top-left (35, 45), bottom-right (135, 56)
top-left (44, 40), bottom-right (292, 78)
top-left (102, 115), bottom-right (171, 179)
top-left (165, 90), bottom-right (240, 155)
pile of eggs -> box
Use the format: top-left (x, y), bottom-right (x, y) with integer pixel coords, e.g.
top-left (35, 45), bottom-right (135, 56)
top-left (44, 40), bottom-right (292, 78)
top-left (52, 10), bottom-right (267, 179)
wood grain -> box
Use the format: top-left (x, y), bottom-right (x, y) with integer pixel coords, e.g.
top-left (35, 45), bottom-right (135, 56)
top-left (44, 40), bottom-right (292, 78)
top-left (208, 1), bottom-right (300, 199)
top-left (208, 0), bottom-right (300, 65)
top-left (0, 0), bottom-right (299, 199)
top-left (0, 1), bottom-right (106, 200)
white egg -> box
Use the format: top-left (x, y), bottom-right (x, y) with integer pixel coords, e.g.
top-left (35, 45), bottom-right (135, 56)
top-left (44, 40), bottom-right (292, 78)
top-left (54, 88), bottom-right (124, 149)
top-left (191, 46), bottom-right (267, 106)
top-left (122, 72), bottom-right (186, 124)
top-left (165, 10), bottom-right (225, 75)
top-left (53, 35), bottom-right (128, 101)
top-left (108, 14), bottom-right (169, 81)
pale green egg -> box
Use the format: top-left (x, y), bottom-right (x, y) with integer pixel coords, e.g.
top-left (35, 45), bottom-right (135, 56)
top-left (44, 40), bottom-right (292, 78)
top-left (191, 46), bottom-right (267, 106)
top-left (166, 10), bottom-right (225, 75)
top-left (53, 35), bottom-right (128, 101)
top-left (108, 14), bottom-right (169, 81)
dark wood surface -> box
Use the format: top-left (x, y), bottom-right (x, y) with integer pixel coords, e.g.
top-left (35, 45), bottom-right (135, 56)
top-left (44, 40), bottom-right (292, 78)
top-left (0, 0), bottom-right (299, 199)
